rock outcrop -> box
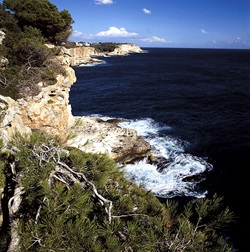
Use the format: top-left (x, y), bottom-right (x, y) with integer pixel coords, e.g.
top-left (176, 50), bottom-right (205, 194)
top-left (109, 44), bottom-right (145, 56)
top-left (67, 116), bottom-right (151, 163)
top-left (0, 56), bottom-right (8, 69)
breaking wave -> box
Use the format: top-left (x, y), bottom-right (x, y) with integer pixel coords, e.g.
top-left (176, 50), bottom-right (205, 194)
top-left (119, 118), bottom-right (213, 198)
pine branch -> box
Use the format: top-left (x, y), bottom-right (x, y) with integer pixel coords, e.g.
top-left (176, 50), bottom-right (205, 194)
top-left (55, 162), bottom-right (113, 223)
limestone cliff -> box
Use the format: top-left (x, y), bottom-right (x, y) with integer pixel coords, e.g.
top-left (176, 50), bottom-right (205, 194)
top-left (0, 96), bottom-right (31, 146)
top-left (0, 48), bottom-right (151, 163)
top-left (58, 43), bottom-right (145, 67)
top-left (60, 46), bottom-right (102, 66)
top-left (17, 65), bottom-right (76, 140)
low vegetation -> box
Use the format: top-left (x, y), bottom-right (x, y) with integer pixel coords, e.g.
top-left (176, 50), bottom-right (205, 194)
top-left (0, 131), bottom-right (236, 251)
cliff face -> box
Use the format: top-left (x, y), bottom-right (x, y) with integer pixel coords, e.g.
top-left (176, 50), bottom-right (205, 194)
top-left (0, 64), bottom-right (75, 144)
top-left (0, 47), bottom-right (151, 163)
top-left (0, 96), bottom-right (31, 145)
top-left (60, 46), bottom-right (101, 66)
top-left (17, 65), bottom-right (76, 140)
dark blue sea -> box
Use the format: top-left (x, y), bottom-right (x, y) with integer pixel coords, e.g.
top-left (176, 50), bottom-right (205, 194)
top-left (69, 48), bottom-right (250, 251)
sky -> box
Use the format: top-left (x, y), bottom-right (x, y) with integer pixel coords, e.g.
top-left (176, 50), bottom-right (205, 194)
top-left (27, 0), bottom-right (250, 48)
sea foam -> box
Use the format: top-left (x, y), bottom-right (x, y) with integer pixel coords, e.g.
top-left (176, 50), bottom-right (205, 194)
top-left (119, 118), bottom-right (213, 198)
top-left (78, 61), bottom-right (107, 67)
top-left (89, 115), bottom-right (212, 198)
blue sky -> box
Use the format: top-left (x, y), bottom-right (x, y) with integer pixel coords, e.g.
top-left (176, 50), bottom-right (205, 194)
top-left (45, 0), bottom-right (249, 48)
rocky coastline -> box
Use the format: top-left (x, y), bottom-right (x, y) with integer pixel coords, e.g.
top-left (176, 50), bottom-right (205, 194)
top-left (59, 43), bottom-right (146, 66)
top-left (0, 43), bottom-right (151, 164)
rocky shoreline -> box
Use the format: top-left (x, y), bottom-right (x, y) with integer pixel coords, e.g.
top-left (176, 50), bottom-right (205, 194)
top-left (0, 43), bottom-right (152, 164)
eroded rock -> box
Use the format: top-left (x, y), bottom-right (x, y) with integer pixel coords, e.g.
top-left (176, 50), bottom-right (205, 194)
top-left (67, 116), bottom-right (151, 163)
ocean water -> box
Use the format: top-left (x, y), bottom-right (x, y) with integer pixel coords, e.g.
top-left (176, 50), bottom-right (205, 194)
top-left (69, 48), bottom-right (250, 251)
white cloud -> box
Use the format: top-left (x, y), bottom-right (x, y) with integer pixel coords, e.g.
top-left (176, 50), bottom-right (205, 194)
top-left (143, 8), bottom-right (151, 14)
top-left (71, 30), bottom-right (94, 40)
top-left (201, 29), bottom-right (208, 34)
top-left (96, 27), bottom-right (138, 37)
top-left (72, 30), bottom-right (84, 37)
top-left (141, 36), bottom-right (169, 43)
top-left (95, 0), bottom-right (113, 5)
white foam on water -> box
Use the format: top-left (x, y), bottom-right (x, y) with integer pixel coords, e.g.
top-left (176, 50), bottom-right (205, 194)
top-left (119, 118), bottom-right (213, 198)
top-left (119, 118), bottom-right (162, 137)
top-left (78, 61), bottom-right (107, 67)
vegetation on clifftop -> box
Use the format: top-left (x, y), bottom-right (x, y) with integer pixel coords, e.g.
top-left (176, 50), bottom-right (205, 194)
top-left (91, 42), bottom-right (120, 53)
top-left (0, 0), bottom-right (74, 99)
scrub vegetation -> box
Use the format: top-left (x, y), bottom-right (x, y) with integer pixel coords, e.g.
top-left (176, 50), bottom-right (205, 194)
top-left (0, 131), bottom-right (236, 251)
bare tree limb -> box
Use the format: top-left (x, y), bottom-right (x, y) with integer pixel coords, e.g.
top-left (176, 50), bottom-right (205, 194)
top-left (7, 186), bottom-right (24, 252)
top-left (35, 197), bottom-right (47, 225)
top-left (57, 161), bottom-right (113, 223)
top-left (0, 74), bottom-right (9, 88)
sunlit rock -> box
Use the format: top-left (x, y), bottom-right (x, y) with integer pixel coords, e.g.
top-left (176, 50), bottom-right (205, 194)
top-left (67, 116), bottom-right (151, 163)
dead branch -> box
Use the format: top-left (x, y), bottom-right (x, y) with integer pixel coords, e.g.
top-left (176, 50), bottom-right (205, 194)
top-left (112, 214), bottom-right (149, 219)
top-left (7, 185), bottom-right (24, 252)
top-left (35, 197), bottom-right (47, 225)
top-left (0, 73), bottom-right (10, 89)
top-left (57, 161), bottom-right (113, 223)
top-left (30, 143), bottom-right (114, 223)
